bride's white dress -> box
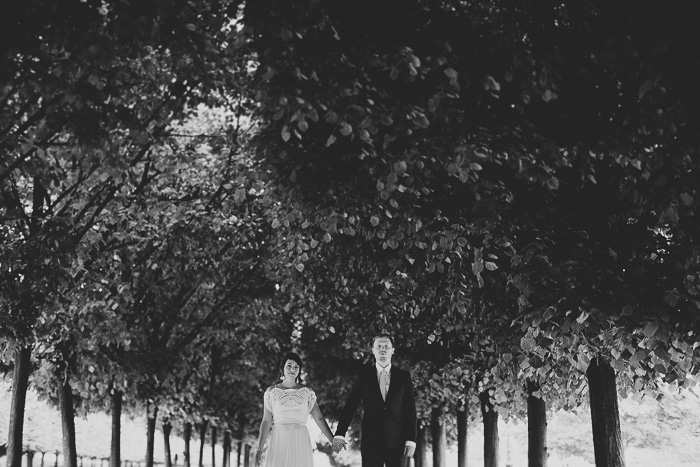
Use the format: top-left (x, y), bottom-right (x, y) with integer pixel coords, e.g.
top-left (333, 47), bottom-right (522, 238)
top-left (263, 386), bottom-right (317, 467)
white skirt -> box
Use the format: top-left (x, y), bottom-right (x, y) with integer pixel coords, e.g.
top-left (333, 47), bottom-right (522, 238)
top-left (265, 424), bottom-right (314, 467)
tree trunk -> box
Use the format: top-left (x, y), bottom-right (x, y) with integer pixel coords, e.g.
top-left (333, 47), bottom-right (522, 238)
top-left (163, 419), bottom-right (173, 467)
top-left (527, 380), bottom-right (548, 467)
top-left (146, 403), bottom-right (158, 467)
top-left (110, 390), bottom-right (122, 467)
top-left (587, 357), bottom-right (626, 467)
top-left (6, 345), bottom-right (32, 467)
top-left (414, 424), bottom-right (428, 467)
top-left (223, 431), bottom-right (231, 467)
top-left (481, 390), bottom-right (499, 467)
top-left (431, 406), bottom-right (447, 467)
top-left (236, 441), bottom-right (242, 467)
top-left (184, 422), bottom-right (192, 467)
top-left (58, 376), bottom-right (78, 467)
top-left (198, 422), bottom-right (209, 467)
top-left (243, 444), bottom-right (250, 467)
top-left (211, 426), bottom-right (217, 467)
top-left (457, 405), bottom-right (468, 467)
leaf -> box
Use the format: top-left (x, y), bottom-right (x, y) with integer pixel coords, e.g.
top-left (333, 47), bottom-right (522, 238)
top-left (521, 337), bottom-right (537, 352)
top-left (577, 354), bottom-right (590, 372)
top-left (661, 205), bottom-right (679, 223)
top-left (444, 68), bottom-right (458, 80)
top-left (542, 89), bottom-right (557, 102)
top-left (233, 188), bottom-right (246, 204)
top-left (394, 161), bottom-right (407, 173)
top-left (340, 122), bottom-right (353, 136)
top-left (546, 177), bottom-right (560, 189)
top-left (484, 76), bottom-right (500, 92)
top-left (665, 292), bottom-right (680, 307)
top-left (485, 261), bottom-right (498, 271)
top-left (414, 114), bottom-right (430, 129)
top-left (638, 80), bottom-right (653, 99)
top-left (295, 263), bottom-right (305, 272)
top-left (642, 321), bottom-right (659, 338)
top-left (680, 193), bottom-right (694, 206)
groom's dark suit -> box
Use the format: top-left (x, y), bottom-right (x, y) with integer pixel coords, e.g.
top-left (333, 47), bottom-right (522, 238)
top-left (336, 364), bottom-right (417, 467)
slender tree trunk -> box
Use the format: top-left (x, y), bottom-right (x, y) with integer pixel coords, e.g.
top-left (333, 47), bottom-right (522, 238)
top-left (587, 357), bottom-right (626, 467)
top-left (236, 441), bottom-right (242, 467)
top-left (414, 424), bottom-right (428, 467)
top-left (58, 376), bottom-right (78, 467)
top-left (457, 405), bottom-right (468, 467)
top-left (431, 406), bottom-right (447, 467)
top-left (198, 422), bottom-right (209, 467)
top-left (163, 419), bottom-right (173, 467)
top-left (223, 431), bottom-right (231, 467)
top-left (527, 380), bottom-right (547, 467)
top-left (243, 445), bottom-right (250, 467)
top-left (184, 422), bottom-right (192, 467)
top-left (146, 403), bottom-right (158, 467)
top-left (7, 345), bottom-right (32, 467)
top-left (481, 390), bottom-right (499, 467)
top-left (211, 427), bottom-right (217, 467)
top-left (110, 390), bottom-right (122, 467)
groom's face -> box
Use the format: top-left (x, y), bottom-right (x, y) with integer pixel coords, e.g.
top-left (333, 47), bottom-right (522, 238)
top-left (372, 337), bottom-right (394, 367)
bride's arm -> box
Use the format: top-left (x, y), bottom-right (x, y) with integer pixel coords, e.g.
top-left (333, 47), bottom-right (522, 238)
top-left (310, 402), bottom-right (335, 443)
top-left (255, 406), bottom-right (273, 464)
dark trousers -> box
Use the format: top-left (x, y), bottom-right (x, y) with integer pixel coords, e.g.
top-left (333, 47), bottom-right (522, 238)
top-left (361, 444), bottom-right (406, 467)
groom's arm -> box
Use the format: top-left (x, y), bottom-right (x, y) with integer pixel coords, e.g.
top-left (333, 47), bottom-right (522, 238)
top-left (402, 371), bottom-right (418, 444)
top-left (335, 371), bottom-right (363, 437)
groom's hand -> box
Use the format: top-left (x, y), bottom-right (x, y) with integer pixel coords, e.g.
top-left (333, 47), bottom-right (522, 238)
top-left (331, 437), bottom-right (347, 453)
top-left (403, 444), bottom-right (415, 457)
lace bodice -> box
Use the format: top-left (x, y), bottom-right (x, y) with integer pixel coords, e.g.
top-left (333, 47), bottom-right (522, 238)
top-left (264, 386), bottom-right (317, 426)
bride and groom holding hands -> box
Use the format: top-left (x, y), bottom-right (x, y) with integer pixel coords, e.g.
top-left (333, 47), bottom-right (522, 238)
top-left (255, 333), bottom-right (417, 467)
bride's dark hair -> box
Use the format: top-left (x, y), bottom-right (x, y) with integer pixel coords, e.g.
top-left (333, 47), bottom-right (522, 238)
top-left (278, 352), bottom-right (304, 384)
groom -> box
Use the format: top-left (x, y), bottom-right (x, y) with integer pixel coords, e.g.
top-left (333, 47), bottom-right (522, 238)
top-left (332, 334), bottom-right (417, 467)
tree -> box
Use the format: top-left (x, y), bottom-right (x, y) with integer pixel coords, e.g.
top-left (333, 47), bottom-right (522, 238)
top-left (241, 2), bottom-right (700, 466)
top-left (1, 2), bottom-right (252, 464)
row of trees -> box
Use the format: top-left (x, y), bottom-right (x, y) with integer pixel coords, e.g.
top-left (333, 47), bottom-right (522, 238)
top-left (1, 1), bottom-right (283, 467)
top-left (2, 1), bottom-right (700, 467)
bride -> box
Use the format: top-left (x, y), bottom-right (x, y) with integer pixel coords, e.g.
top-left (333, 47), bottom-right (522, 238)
top-left (255, 352), bottom-right (338, 467)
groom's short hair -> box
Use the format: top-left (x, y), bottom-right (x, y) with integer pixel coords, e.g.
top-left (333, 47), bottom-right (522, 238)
top-left (371, 333), bottom-right (394, 348)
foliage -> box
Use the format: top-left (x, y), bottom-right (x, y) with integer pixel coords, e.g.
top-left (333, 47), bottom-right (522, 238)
top-left (241, 0), bottom-right (700, 422)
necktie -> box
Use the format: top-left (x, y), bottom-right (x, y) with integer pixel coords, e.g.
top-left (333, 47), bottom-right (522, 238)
top-left (379, 369), bottom-right (387, 400)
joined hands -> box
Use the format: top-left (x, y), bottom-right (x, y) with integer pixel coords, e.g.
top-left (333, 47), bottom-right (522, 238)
top-left (331, 438), bottom-right (347, 453)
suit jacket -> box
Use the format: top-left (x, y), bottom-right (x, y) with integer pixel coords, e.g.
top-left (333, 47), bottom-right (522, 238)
top-left (336, 364), bottom-right (417, 450)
